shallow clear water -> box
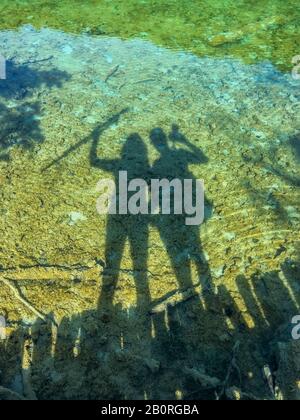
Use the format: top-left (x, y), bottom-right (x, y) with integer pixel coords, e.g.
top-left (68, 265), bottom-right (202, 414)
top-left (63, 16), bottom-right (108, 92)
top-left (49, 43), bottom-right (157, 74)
top-left (0, 1), bottom-right (299, 401)
top-left (1, 0), bottom-right (300, 71)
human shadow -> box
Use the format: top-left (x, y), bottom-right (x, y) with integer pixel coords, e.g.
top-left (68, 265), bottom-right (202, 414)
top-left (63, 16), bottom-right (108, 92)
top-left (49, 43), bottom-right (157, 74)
top-left (87, 123), bottom-right (215, 395)
top-left (90, 130), bottom-right (151, 312)
top-left (149, 125), bottom-right (212, 294)
top-left (0, 59), bottom-right (70, 159)
top-left (90, 124), bottom-right (212, 313)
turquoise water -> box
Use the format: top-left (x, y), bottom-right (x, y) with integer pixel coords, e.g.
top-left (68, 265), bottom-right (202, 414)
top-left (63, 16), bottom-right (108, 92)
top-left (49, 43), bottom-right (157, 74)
top-left (0, 2), bottom-right (300, 401)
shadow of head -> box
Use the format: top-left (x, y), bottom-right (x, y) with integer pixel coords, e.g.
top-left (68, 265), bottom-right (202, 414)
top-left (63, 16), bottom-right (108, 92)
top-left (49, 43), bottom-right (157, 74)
top-left (289, 134), bottom-right (300, 162)
top-left (121, 133), bottom-right (147, 159)
top-left (150, 128), bottom-right (168, 152)
top-left (150, 126), bottom-right (209, 163)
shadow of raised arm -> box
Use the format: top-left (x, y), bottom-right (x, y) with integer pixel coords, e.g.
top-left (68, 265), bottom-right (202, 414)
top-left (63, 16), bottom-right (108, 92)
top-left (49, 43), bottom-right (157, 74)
top-left (89, 127), bottom-right (117, 170)
top-left (43, 108), bottom-right (129, 171)
top-left (169, 124), bottom-right (208, 164)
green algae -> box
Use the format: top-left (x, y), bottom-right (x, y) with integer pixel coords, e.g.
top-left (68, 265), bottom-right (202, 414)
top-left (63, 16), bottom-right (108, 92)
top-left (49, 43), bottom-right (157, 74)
top-left (0, 0), bottom-right (300, 72)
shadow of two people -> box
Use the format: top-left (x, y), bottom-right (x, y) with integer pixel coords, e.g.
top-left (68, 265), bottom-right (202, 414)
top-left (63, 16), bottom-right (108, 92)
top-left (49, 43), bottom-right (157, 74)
top-left (90, 124), bottom-right (212, 312)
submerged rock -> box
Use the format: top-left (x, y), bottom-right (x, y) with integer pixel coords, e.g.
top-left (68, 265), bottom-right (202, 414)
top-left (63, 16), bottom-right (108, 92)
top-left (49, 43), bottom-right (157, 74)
top-left (208, 16), bottom-right (287, 47)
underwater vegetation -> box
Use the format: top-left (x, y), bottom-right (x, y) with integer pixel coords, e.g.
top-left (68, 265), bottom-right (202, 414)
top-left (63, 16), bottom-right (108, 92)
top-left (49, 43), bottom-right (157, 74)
top-left (0, 0), bottom-right (300, 72)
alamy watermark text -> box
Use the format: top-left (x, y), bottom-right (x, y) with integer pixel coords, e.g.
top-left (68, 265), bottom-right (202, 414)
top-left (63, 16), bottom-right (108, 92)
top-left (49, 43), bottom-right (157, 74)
top-left (96, 171), bottom-right (205, 226)
top-left (0, 54), bottom-right (6, 79)
top-left (292, 315), bottom-right (300, 340)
